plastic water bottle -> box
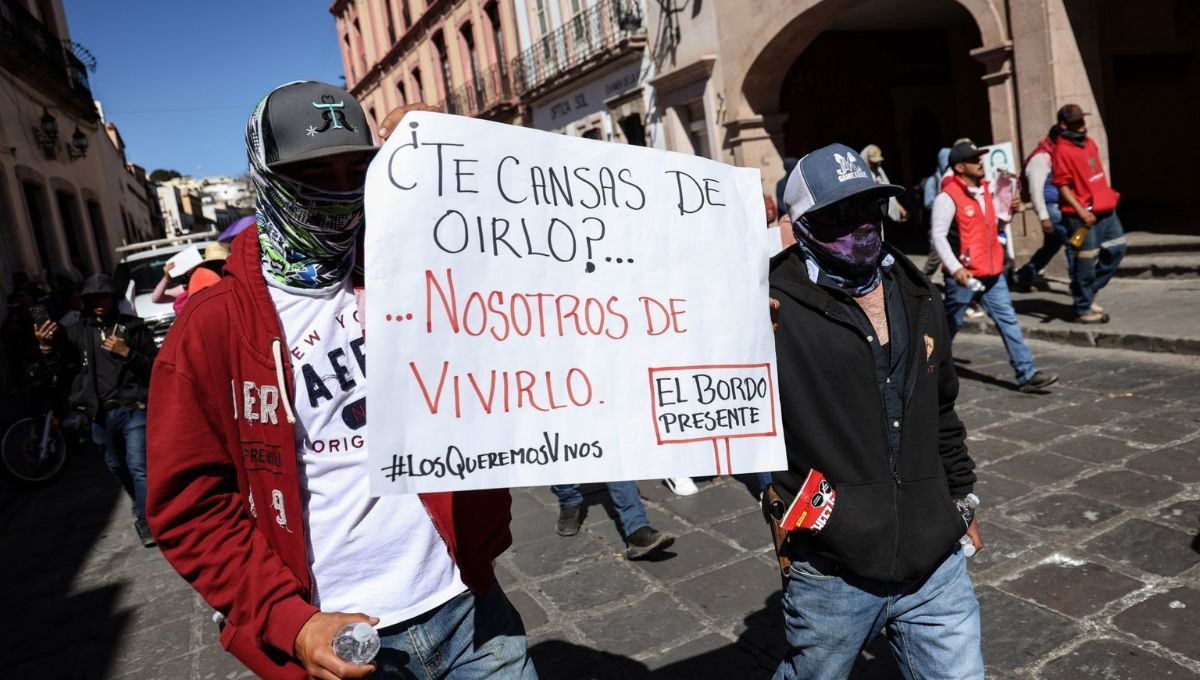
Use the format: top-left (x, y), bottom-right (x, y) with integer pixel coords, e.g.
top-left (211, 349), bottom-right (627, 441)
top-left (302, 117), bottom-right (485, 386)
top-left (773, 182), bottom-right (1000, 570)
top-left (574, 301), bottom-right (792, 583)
top-left (957, 493), bottom-right (980, 558)
top-left (966, 277), bottom-right (985, 293)
top-left (333, 622), bottom-right (380, 665)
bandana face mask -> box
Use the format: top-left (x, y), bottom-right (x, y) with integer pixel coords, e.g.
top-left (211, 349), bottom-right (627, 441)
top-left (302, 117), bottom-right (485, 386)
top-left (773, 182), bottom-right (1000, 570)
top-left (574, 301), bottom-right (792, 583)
top-left (246, 95), bottom-right (367, 289)
top-left (794, 198), bottom-right (886, 279)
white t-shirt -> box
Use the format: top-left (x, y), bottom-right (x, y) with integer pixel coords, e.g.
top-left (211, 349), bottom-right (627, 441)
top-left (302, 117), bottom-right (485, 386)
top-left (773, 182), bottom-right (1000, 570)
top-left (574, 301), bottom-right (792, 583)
top-left (267, 277), bottom-right (465, 628)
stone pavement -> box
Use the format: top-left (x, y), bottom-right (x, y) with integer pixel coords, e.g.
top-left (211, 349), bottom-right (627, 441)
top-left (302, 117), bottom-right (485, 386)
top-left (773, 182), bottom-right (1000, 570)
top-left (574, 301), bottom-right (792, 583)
top-left (1, 335), bottom-right (1198, 678)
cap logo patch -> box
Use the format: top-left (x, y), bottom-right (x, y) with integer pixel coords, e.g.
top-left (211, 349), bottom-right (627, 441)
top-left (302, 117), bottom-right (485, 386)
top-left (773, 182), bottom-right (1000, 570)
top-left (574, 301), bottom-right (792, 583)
top-left (833, 153), bottom-right (868, 183)
top-left (311, 94), bottom-right (356, 133)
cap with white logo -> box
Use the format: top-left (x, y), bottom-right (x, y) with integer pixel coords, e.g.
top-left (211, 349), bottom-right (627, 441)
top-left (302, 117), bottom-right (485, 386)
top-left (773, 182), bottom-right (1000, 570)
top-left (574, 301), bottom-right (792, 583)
top-left (783, 143), bottom-right (904, 223)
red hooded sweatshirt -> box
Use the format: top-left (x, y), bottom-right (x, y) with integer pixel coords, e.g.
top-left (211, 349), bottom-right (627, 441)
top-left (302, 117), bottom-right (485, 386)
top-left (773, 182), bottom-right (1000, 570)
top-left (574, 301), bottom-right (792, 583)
top-left (146, 229), bottom-right (512, 679)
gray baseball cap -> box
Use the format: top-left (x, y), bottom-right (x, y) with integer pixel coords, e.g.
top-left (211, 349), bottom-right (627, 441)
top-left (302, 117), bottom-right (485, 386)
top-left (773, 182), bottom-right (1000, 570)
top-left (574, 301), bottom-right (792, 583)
top-left (783, 143), bottom-right (903, 223)
top-left (261, 81), bottom-right (378, 169)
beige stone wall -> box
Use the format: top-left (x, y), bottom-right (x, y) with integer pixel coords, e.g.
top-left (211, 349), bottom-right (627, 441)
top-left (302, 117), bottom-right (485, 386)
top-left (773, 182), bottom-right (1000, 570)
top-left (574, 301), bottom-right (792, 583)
top-left (336, 0), bottom-right (525, 135)
top-left (0, 72), bottom-right (150, 285)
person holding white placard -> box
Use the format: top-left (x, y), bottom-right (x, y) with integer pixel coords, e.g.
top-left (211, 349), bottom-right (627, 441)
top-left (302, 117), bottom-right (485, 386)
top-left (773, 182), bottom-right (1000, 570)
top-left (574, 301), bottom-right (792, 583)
top-left (146, 84), bottom-right (534, 680)
top-left (767, 143), bottom-right (984, 679)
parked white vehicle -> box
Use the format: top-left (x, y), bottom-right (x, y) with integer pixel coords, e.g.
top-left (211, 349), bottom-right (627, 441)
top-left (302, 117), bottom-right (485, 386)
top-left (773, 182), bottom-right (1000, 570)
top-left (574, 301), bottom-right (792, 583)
top-left (115, 231), bottom-right (219, 346)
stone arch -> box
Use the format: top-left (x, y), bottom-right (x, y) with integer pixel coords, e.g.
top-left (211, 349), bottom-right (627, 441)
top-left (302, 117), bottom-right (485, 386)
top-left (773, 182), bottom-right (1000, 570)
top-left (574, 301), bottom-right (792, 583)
top-left (738, 0), bottom-right (1007, 117)
top-left (718, 0), bottom-right (1015, 195)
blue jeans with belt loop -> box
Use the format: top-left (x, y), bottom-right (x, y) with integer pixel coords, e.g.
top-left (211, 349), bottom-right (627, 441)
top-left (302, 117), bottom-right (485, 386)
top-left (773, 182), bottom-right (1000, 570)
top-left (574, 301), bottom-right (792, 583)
top-left (944, 274), bottom-right (1038, 385)
top-left (374, 585), bottom-right (537, 679)
top-left (1065, 211), bottom-right (1126, 316)
top-left (552, 481), bottom-right (648, 536)
top-left (92, 406), bottom-right (148, 520)
top-left (775, 546), bottom-right (983, 680)
top-left (1016, 203), bottom-right (1073, 287)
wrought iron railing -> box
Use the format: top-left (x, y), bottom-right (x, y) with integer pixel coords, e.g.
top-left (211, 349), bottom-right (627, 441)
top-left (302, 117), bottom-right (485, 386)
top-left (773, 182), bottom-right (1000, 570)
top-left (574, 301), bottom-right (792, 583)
top-left (511, 0), bottom-right (644, 96)
top-left (0, 0), bottom-right (96, 120)
top-left (441, 61), bottom-right (516, 118)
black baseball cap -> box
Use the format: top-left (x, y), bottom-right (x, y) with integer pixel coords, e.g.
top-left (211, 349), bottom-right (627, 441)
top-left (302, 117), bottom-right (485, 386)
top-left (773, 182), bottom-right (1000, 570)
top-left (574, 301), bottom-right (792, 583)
top-left (1056, 103), bottom-right (1089, 124)
top-left (782, 143), bottom-right (903, 221)
top-left (80, 273), bottom-right (118, 299)
top-left (948, 141), bottom-right (984, 166)
top-left (261, 81), bottom-right (377, 170)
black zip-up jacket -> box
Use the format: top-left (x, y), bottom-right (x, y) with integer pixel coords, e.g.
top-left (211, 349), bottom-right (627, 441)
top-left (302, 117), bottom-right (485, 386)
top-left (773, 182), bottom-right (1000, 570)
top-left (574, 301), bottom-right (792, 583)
top-left (52, 314), bottom-right (157, 419)
top-left (769, 245), bottom-right (975, 582)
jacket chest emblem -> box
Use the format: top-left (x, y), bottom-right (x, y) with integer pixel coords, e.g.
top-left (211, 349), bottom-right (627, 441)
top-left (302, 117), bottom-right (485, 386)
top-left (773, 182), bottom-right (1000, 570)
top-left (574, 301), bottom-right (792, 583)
top-left (964, 205), bottom-right (976, 218)
top-left (232, 379), bottom-right (282, 425)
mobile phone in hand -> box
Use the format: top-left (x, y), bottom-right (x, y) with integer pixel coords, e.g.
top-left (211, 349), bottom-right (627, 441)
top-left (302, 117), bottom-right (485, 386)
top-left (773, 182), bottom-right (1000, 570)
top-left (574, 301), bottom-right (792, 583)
top-left (112, 324), bottom-right (127, 340)
top-left (30, 305), bottom-right (50, 327)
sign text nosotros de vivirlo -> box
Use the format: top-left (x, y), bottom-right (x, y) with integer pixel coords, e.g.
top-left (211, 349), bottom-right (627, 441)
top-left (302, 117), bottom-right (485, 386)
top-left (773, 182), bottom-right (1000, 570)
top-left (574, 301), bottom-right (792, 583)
top-left (386, 121), bottom-right (730, 273)
top-left (366, 113), bottom-right (783, 492)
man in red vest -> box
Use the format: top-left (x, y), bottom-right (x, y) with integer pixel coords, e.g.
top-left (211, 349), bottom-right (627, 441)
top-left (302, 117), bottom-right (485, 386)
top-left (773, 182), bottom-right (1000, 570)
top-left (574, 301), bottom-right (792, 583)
top-left (931, 142), bottom-right (1058, 393)
top-left (1051, 104), bottom-right (1126, 323)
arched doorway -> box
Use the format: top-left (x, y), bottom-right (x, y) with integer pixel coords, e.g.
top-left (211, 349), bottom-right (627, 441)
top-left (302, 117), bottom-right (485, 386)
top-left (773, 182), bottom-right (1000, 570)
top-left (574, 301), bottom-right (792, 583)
top-left (778, 0), bottom-right (990, 188)
top-left (724, 0), bottom-right (1012, 193)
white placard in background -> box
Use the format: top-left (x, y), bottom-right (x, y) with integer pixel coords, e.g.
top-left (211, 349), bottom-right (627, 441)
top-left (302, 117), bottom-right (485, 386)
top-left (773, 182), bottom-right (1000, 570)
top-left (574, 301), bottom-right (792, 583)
top-left (364, 112), bottom-right (785, 494)
top-left (166, 246), bottom-right (203, 276)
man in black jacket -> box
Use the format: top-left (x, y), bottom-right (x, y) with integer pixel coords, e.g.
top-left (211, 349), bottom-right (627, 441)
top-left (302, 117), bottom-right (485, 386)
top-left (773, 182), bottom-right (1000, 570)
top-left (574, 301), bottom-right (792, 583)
top-left (36, 273), bottom-right (157, 546)
top-left (767, 144), bottom-right (984, 679)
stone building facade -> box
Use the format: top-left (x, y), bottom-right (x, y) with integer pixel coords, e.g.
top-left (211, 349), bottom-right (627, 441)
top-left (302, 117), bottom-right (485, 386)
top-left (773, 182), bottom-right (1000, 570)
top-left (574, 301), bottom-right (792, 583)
top-left (331, 0), bottom-right (525, 129)
top-left (645, 0), bottom-right (1198, 254)
top-left (331, 0), bottom-right (1197, 256)
top-left (0, 0), bottom-right (158, 296)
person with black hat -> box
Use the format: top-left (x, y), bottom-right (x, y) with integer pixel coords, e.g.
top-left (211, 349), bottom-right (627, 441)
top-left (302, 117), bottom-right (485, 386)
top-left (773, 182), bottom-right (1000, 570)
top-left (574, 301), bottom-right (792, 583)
top-left (35, 273), bottom-right (158, 546)
top-left (145, 84), bottom-right (534, 680)
top-left (1050, 103), bottom-right (1126, 323)
top-left (767, 143), bottom-right (984, 678)
top-left (931, 141), bottom-right (1058, 393)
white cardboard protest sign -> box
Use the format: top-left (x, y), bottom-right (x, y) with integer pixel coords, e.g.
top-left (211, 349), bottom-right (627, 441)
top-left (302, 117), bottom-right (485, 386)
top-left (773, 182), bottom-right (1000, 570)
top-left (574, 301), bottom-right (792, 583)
top-left (364, 112), bottom-right (785, 494)
top-left (166, 246), bottom-right (203, 276)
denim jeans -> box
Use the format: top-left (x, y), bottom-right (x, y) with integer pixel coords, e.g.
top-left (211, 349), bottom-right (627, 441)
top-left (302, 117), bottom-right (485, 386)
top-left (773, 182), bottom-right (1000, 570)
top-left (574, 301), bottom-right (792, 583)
top-left (552, 481), bottom-right (647, 536)
top-left (374, 585), bottom-right (537, 679)
top-left (92, 406), bottom-right (148, 520)
top-left (775, 546), bottom-right (983, 680)
top-left (1064, 211), bottom-right (1127, 316)
top-left (944, 274), bottom-right (1038, 384)
top-left (1016, 203), bottom-right (1073, 287)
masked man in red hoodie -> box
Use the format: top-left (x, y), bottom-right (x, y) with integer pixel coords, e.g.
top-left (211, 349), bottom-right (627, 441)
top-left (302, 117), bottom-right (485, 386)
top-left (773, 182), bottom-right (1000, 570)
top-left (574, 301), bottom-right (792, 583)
top-left (146, 82), bottom-right (535, 680)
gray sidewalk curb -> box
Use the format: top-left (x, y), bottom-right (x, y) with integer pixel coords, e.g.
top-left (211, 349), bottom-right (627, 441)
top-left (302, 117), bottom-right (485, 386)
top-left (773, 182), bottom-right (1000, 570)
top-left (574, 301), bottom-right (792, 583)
top-left (957, 319), bottom-right (1200, 356)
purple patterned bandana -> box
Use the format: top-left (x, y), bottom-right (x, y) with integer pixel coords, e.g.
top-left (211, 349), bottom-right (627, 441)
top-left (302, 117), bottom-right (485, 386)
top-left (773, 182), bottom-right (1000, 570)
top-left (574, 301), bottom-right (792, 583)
top-left (792, 220), bottom-right (883, 281)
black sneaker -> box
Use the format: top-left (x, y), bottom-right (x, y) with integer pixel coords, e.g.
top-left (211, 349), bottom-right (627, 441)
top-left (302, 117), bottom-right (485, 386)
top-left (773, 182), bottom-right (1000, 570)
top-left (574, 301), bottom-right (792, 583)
top-left (623, 526), bottom-right (675, 560)
top-left (557, 505), bottom-right (586, 537)
top-left (134, 518), bottom-right (156, 548)
top-left (1019, 371), bottom-right (1059, 393)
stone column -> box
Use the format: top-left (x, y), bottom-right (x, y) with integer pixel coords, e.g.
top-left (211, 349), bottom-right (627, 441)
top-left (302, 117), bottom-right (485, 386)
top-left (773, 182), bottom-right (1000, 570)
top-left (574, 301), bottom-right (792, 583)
top-left (971, 40), bottom-right (1042, 262)
top-left (723, 113), bottom-right (787, 196)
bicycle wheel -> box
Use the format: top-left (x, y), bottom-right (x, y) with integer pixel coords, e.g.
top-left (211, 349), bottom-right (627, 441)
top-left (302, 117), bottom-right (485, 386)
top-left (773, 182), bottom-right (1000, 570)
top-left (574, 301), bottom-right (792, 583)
top-left (1, 417), bottom-right (68, 483)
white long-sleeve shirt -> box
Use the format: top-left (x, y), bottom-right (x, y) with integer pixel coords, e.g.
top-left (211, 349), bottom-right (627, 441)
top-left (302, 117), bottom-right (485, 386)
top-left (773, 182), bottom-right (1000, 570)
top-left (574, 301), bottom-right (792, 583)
top-left (1024, 151), bottom-right (1053, 221)
top-left (930, 182), bottom-right (1009, 275)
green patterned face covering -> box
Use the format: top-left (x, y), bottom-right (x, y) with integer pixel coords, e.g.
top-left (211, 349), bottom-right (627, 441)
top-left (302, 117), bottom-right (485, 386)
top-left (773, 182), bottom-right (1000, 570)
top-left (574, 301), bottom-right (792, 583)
top-left (246, 93), bottom-right (365, 289)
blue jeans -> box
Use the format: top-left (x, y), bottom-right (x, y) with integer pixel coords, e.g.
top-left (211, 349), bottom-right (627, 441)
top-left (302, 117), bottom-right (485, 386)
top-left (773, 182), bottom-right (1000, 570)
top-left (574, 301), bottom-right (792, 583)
top-left (944, 274), bottom-right (1038, 384)
top-left (375, 585), bottom-right (537, 679)
top-left (1065, 211), bottom-right (1126, 316)
top-left (775, 546), bottom-right (983, 680)
top-left (552, 481), bottom-right (647, 536)
top-left (92, 406), bottom-right (148, 520)
top-left (1016, 203), bottom-right (1073, 286)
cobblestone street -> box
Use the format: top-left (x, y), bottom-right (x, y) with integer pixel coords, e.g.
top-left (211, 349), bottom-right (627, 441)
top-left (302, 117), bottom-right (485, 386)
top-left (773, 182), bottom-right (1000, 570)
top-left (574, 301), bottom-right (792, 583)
top-left (2, 334), bottom-right (1198, 679)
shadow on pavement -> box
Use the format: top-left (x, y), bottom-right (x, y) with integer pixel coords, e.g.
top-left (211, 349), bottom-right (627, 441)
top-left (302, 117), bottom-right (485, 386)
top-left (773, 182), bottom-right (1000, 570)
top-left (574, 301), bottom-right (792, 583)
top-left (529, 592), bottom-right (903, 679)
top-left (954, 365), bottom-right (1023, 392)
top-left (1011, 297), bottom-right (1077, 323)
top-left (0, 449), bottom-right (128, 677)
